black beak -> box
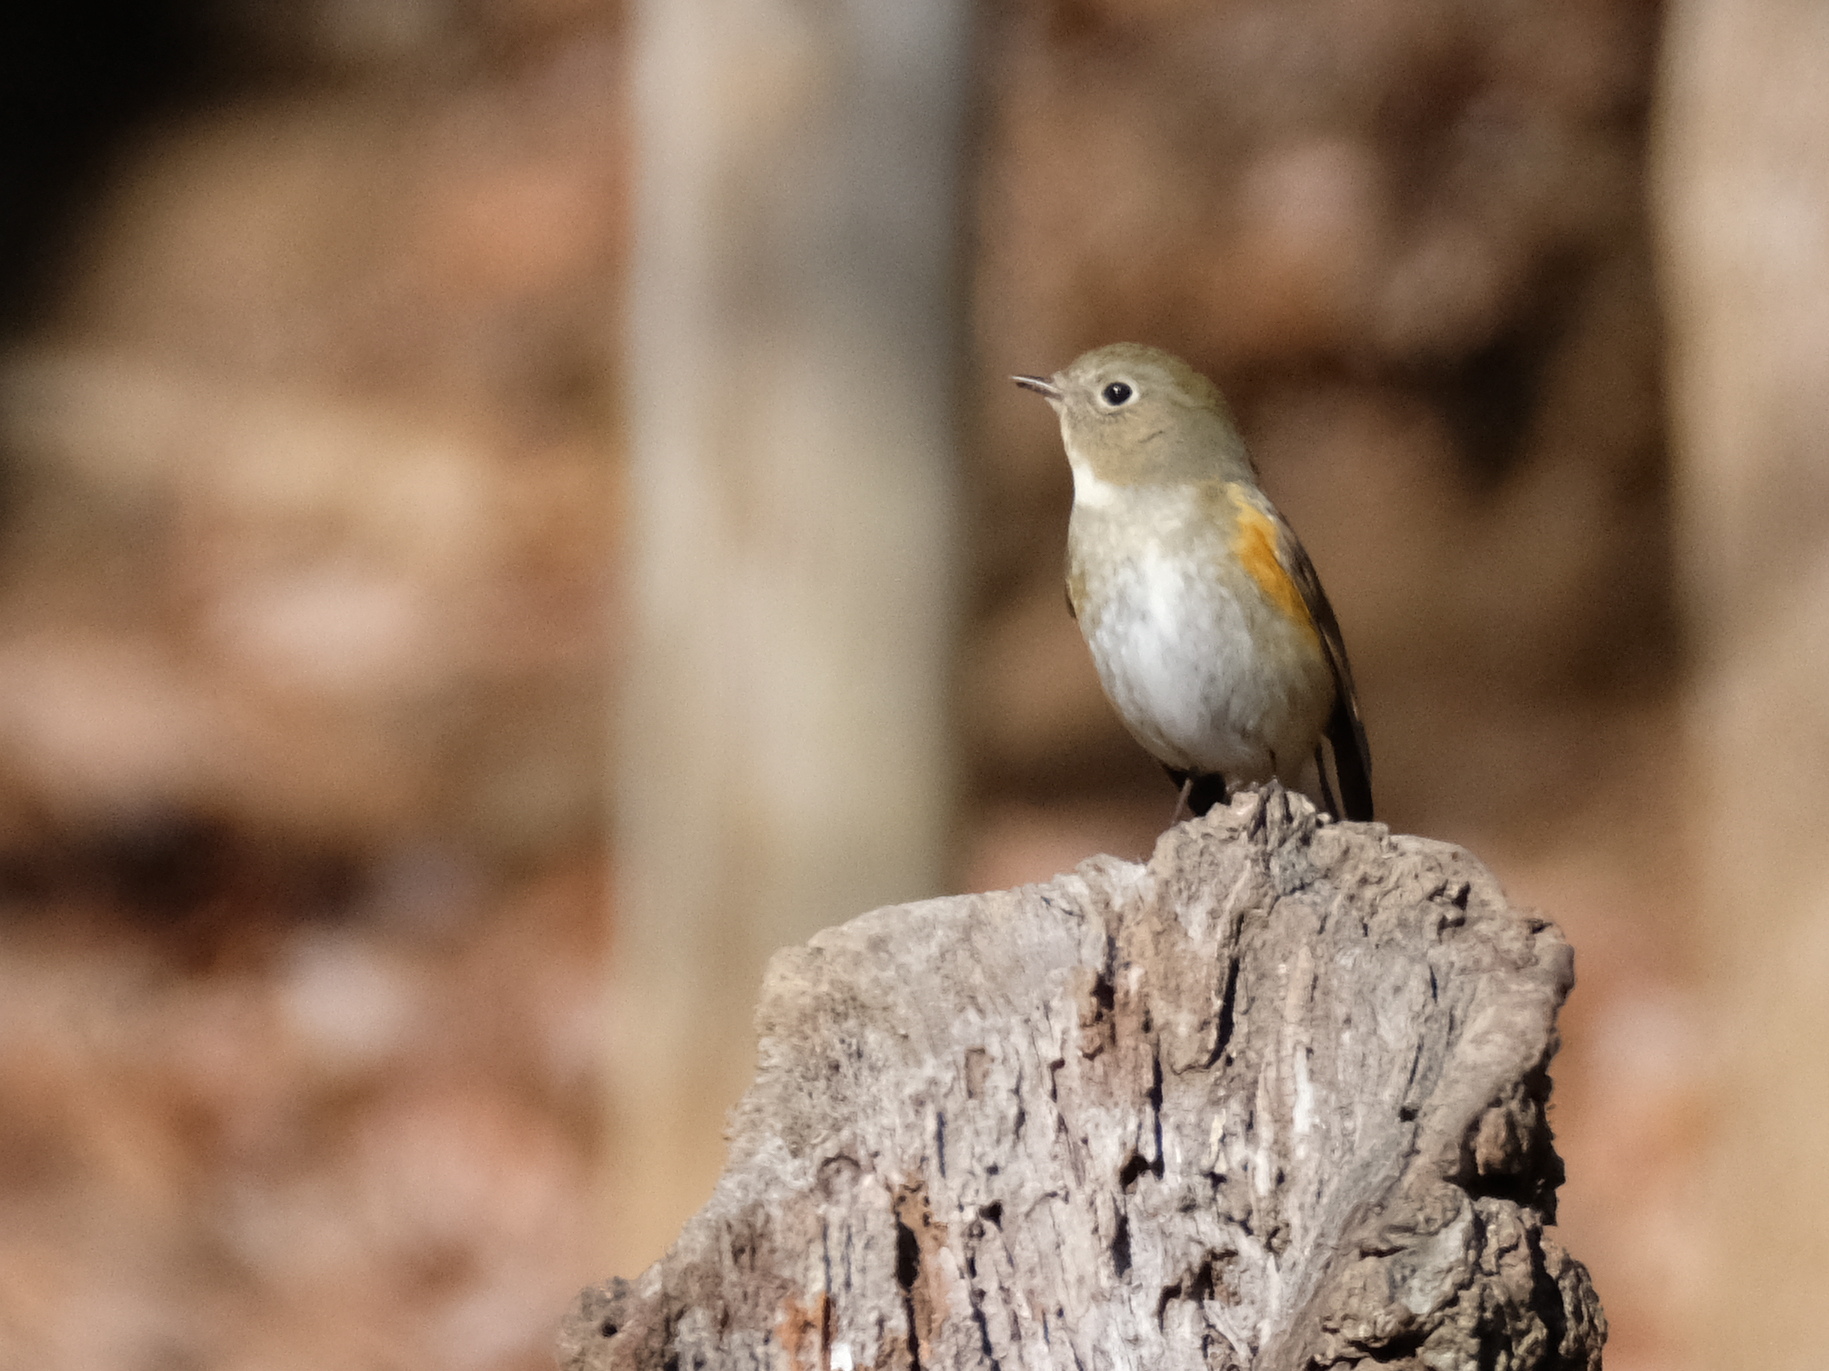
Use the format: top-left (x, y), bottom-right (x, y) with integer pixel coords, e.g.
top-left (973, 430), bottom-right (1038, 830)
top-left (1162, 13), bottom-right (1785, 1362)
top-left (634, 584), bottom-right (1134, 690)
top-left (1012, 374), bottom-right (1062, 400)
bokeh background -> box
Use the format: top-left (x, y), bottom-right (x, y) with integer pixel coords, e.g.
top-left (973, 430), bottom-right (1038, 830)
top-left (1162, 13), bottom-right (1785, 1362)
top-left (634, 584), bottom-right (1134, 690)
top-left (0, 0), bottom-right (1822, 1368)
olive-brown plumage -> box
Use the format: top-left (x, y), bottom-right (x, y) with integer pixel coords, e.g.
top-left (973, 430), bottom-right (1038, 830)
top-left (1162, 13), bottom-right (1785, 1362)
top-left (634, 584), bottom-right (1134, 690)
top-left (1015, 343), bottom-right (1373, 821)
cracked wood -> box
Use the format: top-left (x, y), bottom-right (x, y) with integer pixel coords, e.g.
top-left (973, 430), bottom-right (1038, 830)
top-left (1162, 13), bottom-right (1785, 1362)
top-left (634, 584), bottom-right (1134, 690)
top-left (560, 786), bottom-right (1605, 1371)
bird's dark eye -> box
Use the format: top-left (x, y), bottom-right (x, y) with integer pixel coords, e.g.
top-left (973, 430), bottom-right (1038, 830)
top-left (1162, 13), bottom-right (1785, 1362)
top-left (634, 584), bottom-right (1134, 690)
top-left (1101, 381), bottom-right (1134, 406)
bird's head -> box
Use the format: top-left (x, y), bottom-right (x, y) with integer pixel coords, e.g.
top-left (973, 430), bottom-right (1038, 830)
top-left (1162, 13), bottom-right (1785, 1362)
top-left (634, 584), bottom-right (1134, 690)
top-left (1014, 343), bottom-right (1249, 489)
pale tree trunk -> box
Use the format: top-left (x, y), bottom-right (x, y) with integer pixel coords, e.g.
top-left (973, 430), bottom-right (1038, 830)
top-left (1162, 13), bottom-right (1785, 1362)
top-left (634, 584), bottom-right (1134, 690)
top-left (563, 791), bottom-right (1603, 1370)
top-left (609, 1), bottom-right (970, 1269)
top-left (1656, 2), bottom-right (1829, 1363)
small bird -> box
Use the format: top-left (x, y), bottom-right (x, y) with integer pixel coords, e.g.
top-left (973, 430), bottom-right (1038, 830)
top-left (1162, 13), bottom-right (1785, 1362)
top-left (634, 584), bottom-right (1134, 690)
top-left (1015, 343), bottom-right (1373, 822)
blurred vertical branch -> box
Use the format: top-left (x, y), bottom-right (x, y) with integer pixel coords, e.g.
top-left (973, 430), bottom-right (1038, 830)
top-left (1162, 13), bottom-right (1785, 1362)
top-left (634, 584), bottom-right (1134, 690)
top-left (610, 0), bottom-right (968, 1268)
top-left (1657, 0), bottom-right (1829, 1361)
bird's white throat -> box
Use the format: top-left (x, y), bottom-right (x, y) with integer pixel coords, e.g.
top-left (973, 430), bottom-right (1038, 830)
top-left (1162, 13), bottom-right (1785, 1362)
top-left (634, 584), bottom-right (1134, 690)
top-left (1064, 435), bottom-right (1125, 510)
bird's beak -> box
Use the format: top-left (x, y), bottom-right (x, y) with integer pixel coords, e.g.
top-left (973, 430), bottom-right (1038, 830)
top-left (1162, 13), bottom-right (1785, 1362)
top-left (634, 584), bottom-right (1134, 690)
top-left (1013, 374), bottom-right (1062, 401)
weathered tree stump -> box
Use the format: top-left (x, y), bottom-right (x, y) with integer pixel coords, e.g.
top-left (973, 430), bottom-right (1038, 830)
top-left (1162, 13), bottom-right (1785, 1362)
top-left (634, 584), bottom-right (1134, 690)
top-left (562, 787), bottom-right (1604, 1370)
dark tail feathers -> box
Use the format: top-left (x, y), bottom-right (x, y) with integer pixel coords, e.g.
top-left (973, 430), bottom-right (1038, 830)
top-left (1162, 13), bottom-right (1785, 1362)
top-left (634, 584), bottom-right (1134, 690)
top-left (1324, 695), bottom-right (1374, 822)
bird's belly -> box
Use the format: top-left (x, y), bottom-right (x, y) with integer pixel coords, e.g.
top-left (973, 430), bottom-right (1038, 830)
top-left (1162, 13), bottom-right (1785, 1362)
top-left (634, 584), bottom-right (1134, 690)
top-left (1080, 548), bottom-right (1332, 781)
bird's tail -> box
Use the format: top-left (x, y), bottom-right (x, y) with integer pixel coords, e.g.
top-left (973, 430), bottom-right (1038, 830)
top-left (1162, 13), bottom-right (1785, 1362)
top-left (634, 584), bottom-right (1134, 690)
top-left (1324, 695), bottom-right (1375, 822)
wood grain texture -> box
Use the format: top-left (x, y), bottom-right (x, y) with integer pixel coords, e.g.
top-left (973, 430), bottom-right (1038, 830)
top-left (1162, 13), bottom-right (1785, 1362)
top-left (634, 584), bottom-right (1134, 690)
top-left (562, 787), bottom-right (1603, 1371)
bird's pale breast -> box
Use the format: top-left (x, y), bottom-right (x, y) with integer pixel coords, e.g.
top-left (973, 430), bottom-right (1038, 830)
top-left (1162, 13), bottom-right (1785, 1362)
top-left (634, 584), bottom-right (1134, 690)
top-left (1068, 484), bottom-right (1334, 784)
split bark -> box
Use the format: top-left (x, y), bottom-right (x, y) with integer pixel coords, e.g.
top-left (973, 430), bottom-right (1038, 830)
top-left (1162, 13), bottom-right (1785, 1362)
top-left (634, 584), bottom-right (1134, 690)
top-left (561, 787), bottom-right (1604, 1370)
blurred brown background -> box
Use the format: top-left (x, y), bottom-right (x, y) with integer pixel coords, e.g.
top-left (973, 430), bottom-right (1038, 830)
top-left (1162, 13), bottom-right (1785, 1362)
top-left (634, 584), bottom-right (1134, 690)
top-left (0, 0), bottom-right (1821, 1368)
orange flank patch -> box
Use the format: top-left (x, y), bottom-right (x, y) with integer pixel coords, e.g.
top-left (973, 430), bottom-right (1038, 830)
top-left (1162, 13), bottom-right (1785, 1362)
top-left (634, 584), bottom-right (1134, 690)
top-left (1226, 488), bottom-right (1319, 643)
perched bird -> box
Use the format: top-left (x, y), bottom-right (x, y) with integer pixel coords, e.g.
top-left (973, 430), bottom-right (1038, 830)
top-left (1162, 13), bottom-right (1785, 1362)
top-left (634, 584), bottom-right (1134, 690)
top-left (1015, 343), bottom-right (1373, 822)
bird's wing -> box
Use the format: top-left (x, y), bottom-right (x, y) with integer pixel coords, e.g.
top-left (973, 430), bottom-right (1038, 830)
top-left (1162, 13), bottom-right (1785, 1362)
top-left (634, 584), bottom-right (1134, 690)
top-left (1272, 511), bottom-right (1374, 821)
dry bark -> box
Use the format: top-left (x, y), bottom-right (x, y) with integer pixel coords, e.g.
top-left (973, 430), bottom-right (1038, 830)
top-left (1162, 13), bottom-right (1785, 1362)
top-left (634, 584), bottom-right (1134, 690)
top-left (561, 787), bottom-right (1603, 1370)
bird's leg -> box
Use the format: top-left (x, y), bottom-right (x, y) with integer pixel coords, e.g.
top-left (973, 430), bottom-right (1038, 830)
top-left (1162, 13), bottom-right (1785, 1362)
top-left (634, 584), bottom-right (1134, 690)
top-left (1313, 744), bottom-right (1341, 820)
top-left (1171, 775), bottom-right (1196, 826)
top-left (1165, 769), bottom-right (1230, 823)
